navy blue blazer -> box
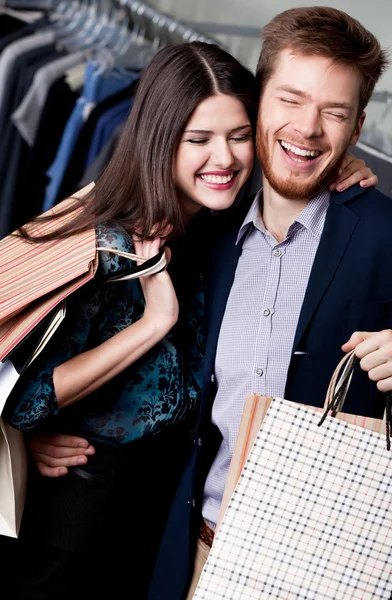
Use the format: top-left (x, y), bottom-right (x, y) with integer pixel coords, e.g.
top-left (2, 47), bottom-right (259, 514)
top-left (148, 184), bottom-right (392, 600)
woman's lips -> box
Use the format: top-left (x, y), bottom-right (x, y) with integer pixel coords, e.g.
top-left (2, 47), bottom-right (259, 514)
top-left (197, 171), bottom-right (239, 190)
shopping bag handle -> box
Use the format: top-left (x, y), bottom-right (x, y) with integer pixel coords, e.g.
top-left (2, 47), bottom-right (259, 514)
top-left (96, 246), bottom-right (167, 281)
top-left (319, 349), bottom-right (392, 450)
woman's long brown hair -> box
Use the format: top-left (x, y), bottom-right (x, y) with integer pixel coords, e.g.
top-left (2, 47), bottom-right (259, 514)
top-left (20, 42), bottom-right (259, 242)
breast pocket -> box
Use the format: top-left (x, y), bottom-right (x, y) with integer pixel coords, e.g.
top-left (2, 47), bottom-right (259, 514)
top-left (346, 300), bottom-right (392, 338)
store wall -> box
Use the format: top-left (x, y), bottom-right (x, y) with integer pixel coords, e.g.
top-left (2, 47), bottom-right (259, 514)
top-left (148, 0), bottom-right (391, 84)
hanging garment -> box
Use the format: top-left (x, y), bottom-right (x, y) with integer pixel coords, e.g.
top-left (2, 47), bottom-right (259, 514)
top-left (0, 13), bottom-right (49, 53)
top-left (6, 75), bottom-right (79, 232)
top-left (84, 96), bottom-right (134, 170)
top-left (53, 77), bottom-right (139, 201)
top-left (0, 38), bottom-right (62, 237)
top-left (0, 30), bottom-right (56, 118)
top-left (42, 59), bottom-right (139, 211)
top-left (0, 10), bottom-right (27, 36)
top-left (11, 50), bottom-right (85, 146)
top-left (79, 122), bottom-right (124, 188)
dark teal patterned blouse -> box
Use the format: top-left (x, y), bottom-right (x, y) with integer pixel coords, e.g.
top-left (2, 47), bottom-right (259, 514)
top-left (5, 224), bottom-right (205, 443)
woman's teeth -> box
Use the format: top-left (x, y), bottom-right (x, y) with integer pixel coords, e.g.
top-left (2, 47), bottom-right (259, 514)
top-left (280, 140), bottom-right (320, 158)
top-left (200, 173), bottom-right (234, 184)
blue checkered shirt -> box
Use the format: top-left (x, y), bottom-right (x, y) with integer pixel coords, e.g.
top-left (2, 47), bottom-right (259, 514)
top-left (202, 188), bottom-right (331, 526)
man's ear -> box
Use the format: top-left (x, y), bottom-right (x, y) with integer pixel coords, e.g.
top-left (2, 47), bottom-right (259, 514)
top-left (350, 111), bottom-right (366, 146)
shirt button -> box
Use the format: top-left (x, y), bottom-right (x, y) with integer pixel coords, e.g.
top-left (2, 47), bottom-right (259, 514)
top-left (210, 374), bottom-right (215, 383)
top-left (273, 248), bottom-right (282, 257)
top-left (255, 367), bottom-right (263, 376)
top-left (197, 437), bottom-right (203, 447)
top-left (263, 308), bottom-right (271, 317)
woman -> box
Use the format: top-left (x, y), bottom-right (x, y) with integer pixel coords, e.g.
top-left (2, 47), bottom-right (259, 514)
top-left (3, 41), bottom-right (376, 600)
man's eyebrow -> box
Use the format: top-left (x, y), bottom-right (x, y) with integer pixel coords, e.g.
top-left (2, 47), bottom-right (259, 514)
top-left (183, 124), bottom-right (252, 134)
top-left (277, 85), bottom-right (311, 99)
top-left (321, 101), bottom-right (354, 111)
top-left (276, 85), bottom-right (354, 111)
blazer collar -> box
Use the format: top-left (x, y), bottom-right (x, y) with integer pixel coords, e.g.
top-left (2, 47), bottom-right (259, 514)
top-left (329, 182), bottom-right (367, 205)
top-left (292, 183), bottom-right (367, 351)
top-left (203, 196), bottom-right (254, 388)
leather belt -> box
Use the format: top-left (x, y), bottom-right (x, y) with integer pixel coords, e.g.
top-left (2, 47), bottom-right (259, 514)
top-left (199, 519), bottom-right (215, 548)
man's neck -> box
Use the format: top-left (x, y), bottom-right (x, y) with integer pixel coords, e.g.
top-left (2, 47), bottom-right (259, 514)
top-left (261, 177), bottom-right (310, 242)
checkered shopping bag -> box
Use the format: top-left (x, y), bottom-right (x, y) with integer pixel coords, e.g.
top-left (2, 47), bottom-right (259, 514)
top-left (194, 351), bottom-right (392, 600)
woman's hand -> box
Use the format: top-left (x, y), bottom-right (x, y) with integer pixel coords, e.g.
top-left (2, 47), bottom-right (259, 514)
top-left (133, 235), bottom-right (179, 332)
top-left (27, 433), bottom-right (95, 477)
top-left (329, 152), bottom-right (378, 192)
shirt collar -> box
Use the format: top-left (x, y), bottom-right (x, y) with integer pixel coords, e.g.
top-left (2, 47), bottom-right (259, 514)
top-left (236, 190), bottom-right (263, 245)
top-left (236, 188), bottom-right (331, 245)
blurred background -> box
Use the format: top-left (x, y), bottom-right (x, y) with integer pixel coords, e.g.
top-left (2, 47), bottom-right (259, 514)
top-left (0, 0), bottom-right (390, 239)
top-left (148, 0), bottom-right (392, 194)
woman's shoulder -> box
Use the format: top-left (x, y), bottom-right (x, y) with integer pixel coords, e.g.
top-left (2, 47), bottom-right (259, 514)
top-left (96, 223), bottom-right (137, 277)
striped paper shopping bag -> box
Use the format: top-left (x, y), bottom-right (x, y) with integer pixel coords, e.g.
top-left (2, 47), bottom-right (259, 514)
top-left (0, 192), bottom-right (98, 363)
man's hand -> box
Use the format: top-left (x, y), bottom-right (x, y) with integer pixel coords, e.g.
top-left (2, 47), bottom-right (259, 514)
top-left (342, 330), bottom-right (392, 392)
top-left (27, 433), bottom-right (95, 477)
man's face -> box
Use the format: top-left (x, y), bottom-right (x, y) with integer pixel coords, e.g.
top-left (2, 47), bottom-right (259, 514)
top-left (256, 49), bottom-right (366, 200)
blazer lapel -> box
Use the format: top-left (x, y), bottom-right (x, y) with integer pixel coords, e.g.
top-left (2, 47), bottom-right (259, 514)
top-left (292, 186), bottom-right (364, 352)
top-left (203, 227), bottom-right (243, 382)
top-left (203, 197), bottom-right (254, 388)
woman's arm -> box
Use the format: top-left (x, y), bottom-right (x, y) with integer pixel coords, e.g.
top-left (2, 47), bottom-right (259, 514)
top-left (5, 234), bottom-right (177, 428)
top-left (54, 238), bottom-right (176, 407)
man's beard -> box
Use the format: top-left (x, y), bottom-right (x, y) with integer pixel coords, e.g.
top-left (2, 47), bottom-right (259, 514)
top-left (256, 127), bottom-right (346, 200)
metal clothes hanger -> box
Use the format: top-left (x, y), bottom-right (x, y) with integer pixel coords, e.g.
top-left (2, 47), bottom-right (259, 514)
top-left (114, 0), bottom-right (154, 69)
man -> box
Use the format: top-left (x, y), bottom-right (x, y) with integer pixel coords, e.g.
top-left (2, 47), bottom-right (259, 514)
top-left (146, 7), bottom-right (392, 599)
top-left (25, 6), bottom-right (391, 599)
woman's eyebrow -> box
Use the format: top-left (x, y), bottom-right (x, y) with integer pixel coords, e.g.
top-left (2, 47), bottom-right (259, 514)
top-left (230, 124), bottom-right (252, 132)
top-left (183, 129), bottom-right (212, 134)
top-left (183, 124), bottom-right (252, 134)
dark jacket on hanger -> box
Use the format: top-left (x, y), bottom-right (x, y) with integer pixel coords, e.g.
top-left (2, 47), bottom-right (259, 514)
top-left (0, 42), bottom-right (61, 236)
top-left (54, 78), bottom-right (139, 203)
top-left (10, 75), bottom-right (79, 228)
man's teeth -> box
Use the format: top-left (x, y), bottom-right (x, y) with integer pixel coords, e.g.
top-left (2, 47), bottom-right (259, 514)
top-left (280, 141), bottom-right (320, 157)
top-left (200, 173), bottom-right (234, 184)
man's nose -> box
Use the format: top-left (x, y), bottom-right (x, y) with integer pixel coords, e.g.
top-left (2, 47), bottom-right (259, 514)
top-left (293, 107), bottom-right (323, 139)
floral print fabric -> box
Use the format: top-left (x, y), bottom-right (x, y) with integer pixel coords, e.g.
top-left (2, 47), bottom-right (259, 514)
top-left (5, 224), bottom-right (205, 443)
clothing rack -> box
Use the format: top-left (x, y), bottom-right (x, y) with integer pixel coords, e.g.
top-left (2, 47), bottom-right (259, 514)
top-left (5, 0), bottom-right (222, 45)
top-left (116, 0), bottom-right (221, 46)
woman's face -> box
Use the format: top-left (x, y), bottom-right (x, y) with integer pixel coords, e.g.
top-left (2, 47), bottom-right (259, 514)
top-left (174, 93), bottom-right (254, 220)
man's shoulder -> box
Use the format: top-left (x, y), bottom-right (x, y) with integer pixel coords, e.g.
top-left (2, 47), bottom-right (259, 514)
top-left (355, 185), bottom-right (392, 205)
top-left (333, 183), bottom-right (391, 205)
top-left (332, 184), bottom-right (392, 218)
